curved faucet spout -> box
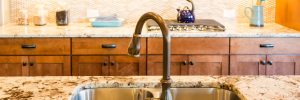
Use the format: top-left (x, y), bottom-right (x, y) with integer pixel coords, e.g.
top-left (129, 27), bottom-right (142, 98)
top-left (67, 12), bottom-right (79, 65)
top-left (128, 12), bottom-right (172, 100)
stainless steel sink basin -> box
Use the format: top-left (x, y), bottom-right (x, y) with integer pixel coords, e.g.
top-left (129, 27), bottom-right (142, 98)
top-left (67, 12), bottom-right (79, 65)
top-left (71, 88), bottom-right (241, 100)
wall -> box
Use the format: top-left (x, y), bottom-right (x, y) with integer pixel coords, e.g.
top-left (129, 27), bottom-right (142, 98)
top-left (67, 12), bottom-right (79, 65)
top-left (8, 0), bottom-right (276, 24)
top-left (0, 0), bottom-right (9, 25)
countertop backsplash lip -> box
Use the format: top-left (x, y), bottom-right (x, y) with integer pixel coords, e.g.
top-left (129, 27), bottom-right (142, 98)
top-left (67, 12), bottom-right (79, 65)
top-left (0, 22), bottom-right (299, 38)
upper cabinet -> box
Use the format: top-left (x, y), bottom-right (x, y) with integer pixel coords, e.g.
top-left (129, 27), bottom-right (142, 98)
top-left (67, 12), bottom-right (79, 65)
top-left (276, 0), bottom-right (300, 31)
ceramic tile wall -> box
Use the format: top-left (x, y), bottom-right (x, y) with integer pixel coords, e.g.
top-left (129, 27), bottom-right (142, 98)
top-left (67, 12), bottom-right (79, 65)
top-left (9, 0), bottom-right (275, 23)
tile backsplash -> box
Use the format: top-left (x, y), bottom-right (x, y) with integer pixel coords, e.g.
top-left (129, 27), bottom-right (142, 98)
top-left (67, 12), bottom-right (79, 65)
top-left (9, 0), bottom-right (276, 23)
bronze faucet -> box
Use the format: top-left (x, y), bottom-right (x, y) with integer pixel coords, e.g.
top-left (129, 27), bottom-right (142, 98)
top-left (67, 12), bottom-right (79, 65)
top-left (128, 12), bottom-right (172, 100)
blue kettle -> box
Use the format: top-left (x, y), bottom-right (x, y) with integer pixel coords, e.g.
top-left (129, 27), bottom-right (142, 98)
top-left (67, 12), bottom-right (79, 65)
top-left (177, 0), bottom-right (195, 23)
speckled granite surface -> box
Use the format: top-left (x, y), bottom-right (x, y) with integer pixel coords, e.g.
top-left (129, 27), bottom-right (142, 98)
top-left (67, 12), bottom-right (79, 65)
top-left (0, 76), bottom-right (299, 100)
top-left (0, 23), bottom-right (299, 38)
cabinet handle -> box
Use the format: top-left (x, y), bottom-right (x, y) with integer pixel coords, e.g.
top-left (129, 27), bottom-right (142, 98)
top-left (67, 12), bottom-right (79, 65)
top-left (189, 61), bottom-right (194, 66)
top-left (111, 62), bottom-right (115, 66)
top-left (21, 44), bottom-right (36, 49)
top-left (101, 44), bottom-right (116, 48)
top-left (183, 61), bottom-right (188, 65)
top-left (103, 62), bottom-right (108, 66)
top-left (260, 44), bottom-right (274, 48)
top-left (268, 61), bottom-right (273, 65)
top-left (23, 62), bottom-right (27, 66)
top-left (29, 62), bottom-right (34, 66)
top-left (260, 60), bottom-right (267, 65)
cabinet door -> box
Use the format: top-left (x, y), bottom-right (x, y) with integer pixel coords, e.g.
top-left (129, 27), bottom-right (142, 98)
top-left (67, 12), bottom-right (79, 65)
top-left (147, 55), bottom-right (188, 75)
top-left (230, 55), bottom-right (266, 75)
top-left (109, 56), bottom-right (146, 76)
top-left (72, 56), bottom-right (109, 76)
top-left (266, 55), bottom-right (300, 75)
top-left (188, 55), bottom-right (229, 75)
top-left (29, 56), bottom-right (70, 76)
top-left (0, 56), bottom-right (27, 76)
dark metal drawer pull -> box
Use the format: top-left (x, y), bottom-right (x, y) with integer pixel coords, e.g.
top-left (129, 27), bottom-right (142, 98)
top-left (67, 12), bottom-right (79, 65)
top-left (21, 44), bottom-right (36, 49)
top-left (29, 62), bottom-right (34, 66)
top-left (101, 44), bottom-right (116, 48)
top-left (268, 61), bottom-right (273, 65)
top-left (22, 62), bottom-right (27, 66)
top-left (260, 44), bottom-right (274, 48)
top-left (183, 61), bottom-right (188, 65)
top-left (260, 60), bottom-right (267, 65)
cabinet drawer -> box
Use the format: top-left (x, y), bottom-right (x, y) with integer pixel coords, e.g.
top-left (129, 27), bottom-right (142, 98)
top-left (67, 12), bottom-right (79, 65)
top-left (231, 38), bottom-right (300, 54)
top-left (72, 38), bottom-right (146, 55)
top-left (148, 38), bottom-right (229, 54)
top-left (0, 38), bottom-right (70, 55)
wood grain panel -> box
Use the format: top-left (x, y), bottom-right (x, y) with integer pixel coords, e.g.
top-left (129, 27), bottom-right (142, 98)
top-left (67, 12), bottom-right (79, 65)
top-left (231, 38), bottom-right (300, 54)
top-left (29, 56), bottom-right (70, 76)
top-left (109, 56), bottom-right (146, 76)
top-left (72, 38), bottom-right (146, 55)
top-left (147, 55), bottom-right (188, 75)
top-left (0, 38), bottom-right (70, 55)
top-left (189, 55), bottom-right (229, 75)
top-left (276, 0), bottom-right (300, 30)
top-left (0, 56), bottom-right (27, 76)
top-left (266, 55), bottom-right (300, 75)
top-left (72, 56), bottom-right (109, 76)
top-left (148, 38), bottom-right (229, 55)
top-left (230, 55), bottom-right (266, 75)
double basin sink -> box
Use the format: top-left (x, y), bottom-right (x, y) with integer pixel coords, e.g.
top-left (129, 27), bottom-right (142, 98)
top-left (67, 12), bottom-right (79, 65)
top-left (71, 88), bottom-right (241, 100)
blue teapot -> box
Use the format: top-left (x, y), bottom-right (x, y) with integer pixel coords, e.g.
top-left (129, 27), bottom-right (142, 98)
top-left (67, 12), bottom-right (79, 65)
top-left (177, 0), bottom-right (195, 23)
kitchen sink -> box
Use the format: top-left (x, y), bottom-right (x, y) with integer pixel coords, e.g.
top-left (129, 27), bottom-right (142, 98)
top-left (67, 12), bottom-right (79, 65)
top-left (71, 88), bottom-right (241, 100)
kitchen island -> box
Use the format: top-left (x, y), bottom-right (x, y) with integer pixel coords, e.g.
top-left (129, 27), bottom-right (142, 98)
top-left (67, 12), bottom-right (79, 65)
top-left (0, 23), bottom-right (299, 100)
top-left (0, 76), bottom-right (299, 100)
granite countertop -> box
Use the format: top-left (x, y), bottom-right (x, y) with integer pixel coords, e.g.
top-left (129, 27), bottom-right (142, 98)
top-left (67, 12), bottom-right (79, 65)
top-left (0, 76), bottom-right (299, 100)
top-left (0, 22), bottom-right (299, 38)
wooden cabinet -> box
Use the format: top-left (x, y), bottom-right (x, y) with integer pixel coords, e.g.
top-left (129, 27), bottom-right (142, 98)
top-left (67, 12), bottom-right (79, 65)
top-left (147, 38), bottom-right (229, 75)
top-left (72, 38), bottom-right (146, 55)
top-left (230, 38), bottom-right (300, 75)
top-left (188, 55), bottom-right (228, 75)
top-left (72, 38), bottom-right (147, 76)
top-left (266, 55), bottom-right (300, 75)
top-left (276, 0), bottom-right (300, 31)
top-left (230, 55), bottom-right (300, 75)
top-left (0, 38), bottom-right (71, 76)
top-left (28, 56), bottom-right (70, 76)
top-left (147, 55), bottom-right (188, 75)
top-left (109, 56), bottom-right (146, 76)
top-left (0, 56), bottom-right (26, 76)
top-left (230, 55), bottom-right (266, 75)
top-left (0, 37), bottom-right (298, 76)
top-left (231, 38), bottom-right (300, 55)
top-left (72, 56), bottom-right (109, 76)
top-left (0, 38), bottom-right (70, 55)
top-left (72, 56), bottom-right (146, 76)
top-left (148, 38), bottom-right (229, 55)
top-left (0, 56), bottom-right (70, 76)
top-left (147, 55), bottom-right (228, 75)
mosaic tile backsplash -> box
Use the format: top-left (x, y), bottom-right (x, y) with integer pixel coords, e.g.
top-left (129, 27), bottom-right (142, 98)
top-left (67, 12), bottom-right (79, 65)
top-left (9, 0), bottom-right (276, 23)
